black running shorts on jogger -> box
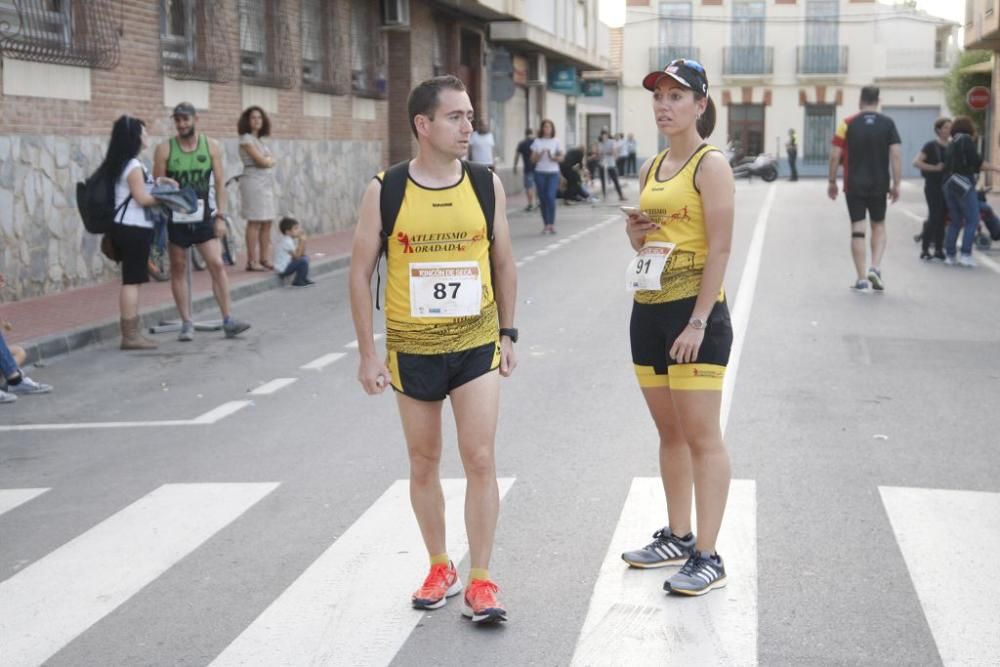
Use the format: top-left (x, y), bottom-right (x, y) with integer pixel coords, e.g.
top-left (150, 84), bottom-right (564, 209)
top-left (388, 340), bottom-right (500, 401)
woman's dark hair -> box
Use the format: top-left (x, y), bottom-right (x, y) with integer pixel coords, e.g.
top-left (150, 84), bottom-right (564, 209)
top-left (696, 94), bottom-right (716, 139)
top-left (97, 115), bottom-right (145, 183)
top-left (951, 115), bottom-right (976, 138)
top-left (934, 117), bottom-right (951, 132)
top-left (408, 75), bottom-right (467, 138)
top-left (539, 119), bottom-right (556, 138)
top-left (238, 106), bottom-right (271, 137)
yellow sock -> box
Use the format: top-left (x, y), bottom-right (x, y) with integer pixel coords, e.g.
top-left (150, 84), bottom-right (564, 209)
top-left (469, 568), bottom-right (490, 582)
top-left (430, 553), bottom-right (450, 566)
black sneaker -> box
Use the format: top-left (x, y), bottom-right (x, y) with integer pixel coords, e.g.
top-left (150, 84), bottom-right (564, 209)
top-left (291, 279), bottom-right (315, 287)
top-left (664, 550), bottom-right (727, 596)
top-left (621, 527), bottom-right (695, 568)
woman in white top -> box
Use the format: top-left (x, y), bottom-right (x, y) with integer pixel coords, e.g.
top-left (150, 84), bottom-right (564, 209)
top-left (101, 115), bottom-right (177, 349)
top-left (238, 106), bottom-right (278, 271)
top-left (530, 118), bottom-right (563, 235)
top-left (598, 129), bottom-right (625, 201)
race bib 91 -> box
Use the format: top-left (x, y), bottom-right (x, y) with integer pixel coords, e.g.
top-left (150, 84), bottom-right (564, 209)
top-left (410, 261), bottom-right (482, 317)
top-left (626, 242), bottom-right (675, 291)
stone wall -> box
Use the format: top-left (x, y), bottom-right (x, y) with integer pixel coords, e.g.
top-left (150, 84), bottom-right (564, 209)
top-left (0, 135), bottom-right (382, 301)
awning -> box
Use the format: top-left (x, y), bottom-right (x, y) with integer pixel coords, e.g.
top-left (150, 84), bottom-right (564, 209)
top-left (960, 57), bottom-right (994, 75)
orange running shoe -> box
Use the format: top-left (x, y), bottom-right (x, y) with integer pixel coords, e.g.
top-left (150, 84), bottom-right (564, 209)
top-left (411, 561), bottom-right (462, 610)
top-left (461, 579), bottom-right (507, 623)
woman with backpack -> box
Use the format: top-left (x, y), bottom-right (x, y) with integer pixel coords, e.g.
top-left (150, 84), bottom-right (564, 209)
top-left (101, 115), bottom-right (177, 349)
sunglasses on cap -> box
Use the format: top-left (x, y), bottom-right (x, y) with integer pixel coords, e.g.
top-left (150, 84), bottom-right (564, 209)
top-left (669, 58), bottom-right (705, 74)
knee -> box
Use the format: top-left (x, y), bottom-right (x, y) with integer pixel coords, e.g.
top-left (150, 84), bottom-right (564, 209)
top-left (461, 447), bottom-right (496, 478)
top-left (409, 450), bottom-right (441, 482)
top-left (686, 433), bottom-right (726, 459)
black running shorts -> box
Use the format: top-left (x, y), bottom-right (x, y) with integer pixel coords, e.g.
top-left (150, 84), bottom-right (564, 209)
top-left (168, 219), bottom-right (216, 248)
top-left (630, 297), bottom-right (732, 391)
top-left (388, 340), bottom-right (500, 401)
top-left (845, 191), bottom-right (887, 223)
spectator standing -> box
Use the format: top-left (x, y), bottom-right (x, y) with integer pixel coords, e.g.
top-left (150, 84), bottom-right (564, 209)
top-left (625, 133), bottom-right (638, 176)
top-left (786, 128), bottom-right (798, 181)
top-left (238, 106), bottom-right (278, 272)
top-left (599, 130), bottom-right (626, 201)
top-left (912, 117), bottom-right (951, 260)
top-left (615, 132), bottom-right (628, 176)
top-left (101, 115), bottom-right (177, 350)
top-left (531, 119), bottom-right (563, 234)
top-left (468, 119), bottom-right (495, 170)
top-left (513, 128), bottom-right (537, 211)
top-left (941, 116), bottom-right (998, 267)
top-left (586, 141), bottom-right (601, 189)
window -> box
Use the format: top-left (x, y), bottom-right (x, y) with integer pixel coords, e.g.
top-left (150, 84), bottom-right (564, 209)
top-left (350, 0), bottom-right (385, 97)
top-left (432, 20), bottom-right (451, 76)
top-left (727, 0), bottom-right (768, 75)
top-left (0, 0), bottom-right (119, 68)
top-left (658, 2), bottom-right (692, 49)
top-left (160, 0), bottom-right (230, 81)
top-left (728, 104), bottom-right (765, 158)
top-left (239, 0), bottom-right (293, 88)
top-left (301, 0), bottom-right (345, 94)
top-left (804, 105), bottom-right (835, 164)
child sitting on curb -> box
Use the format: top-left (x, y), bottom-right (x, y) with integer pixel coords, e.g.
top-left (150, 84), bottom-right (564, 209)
top-left (273, 217), bottom-right (314, 287)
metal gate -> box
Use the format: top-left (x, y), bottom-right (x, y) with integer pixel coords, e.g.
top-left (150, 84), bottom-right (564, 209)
top-left (881, 106), bottom-right (942, 179)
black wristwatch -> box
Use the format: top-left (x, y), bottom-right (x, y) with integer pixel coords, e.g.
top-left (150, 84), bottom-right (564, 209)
top-left (499, 327), bottom-right (518, 343)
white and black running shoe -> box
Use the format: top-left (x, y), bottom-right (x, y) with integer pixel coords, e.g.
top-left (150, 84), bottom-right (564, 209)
top-left (621, 527), bottom-right (695, 568)
top-left (664, 550), bottom-right (727, 596)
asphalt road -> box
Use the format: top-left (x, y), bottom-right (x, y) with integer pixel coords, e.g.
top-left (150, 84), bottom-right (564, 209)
top-left (1, 177), bottom-right (998, 667)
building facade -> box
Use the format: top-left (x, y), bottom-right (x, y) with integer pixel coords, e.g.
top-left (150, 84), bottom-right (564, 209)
top-left (0, 0), bottom-right (611, 301)
top-left (622, 0), bottom-right (958, 177)
top-left (964, 0), bottom-right (1000, 164)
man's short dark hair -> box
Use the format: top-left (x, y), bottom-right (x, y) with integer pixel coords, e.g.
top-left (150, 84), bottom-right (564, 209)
top-left (860, 86), bottom-right (880, 105)
top-left (407, 75), bottom-right (467, 138)
top-left (279, 217), bottom-right (299, 235)
top-left (934, 116), bottom-right (951, 132)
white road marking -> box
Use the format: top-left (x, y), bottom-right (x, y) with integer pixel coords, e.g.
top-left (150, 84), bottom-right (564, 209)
top-left (0, 400), bottom-right (253, 432)
top-left (721, 183), bottom-right (777, 435)
top-left (344, 334), bottom-right (384, 349)
top-left (0, 482), bottom-right (279, 667)
top-left (572, 478), bottom-right (757, 666)
top-left (210, 478), bottom-right (516, 667)
top-left (0, 488), bottom-right (49, 517)
top-left (248, 378), bottom-right (298, 396)
top-left (975, 250), bottom-right (1000, 274)
top-left (880, 486), bottom-right (1000, 667)
top-left (901, 209), bottom-right (924, 223)
top-left (300, 352), bottom-right (346, 370)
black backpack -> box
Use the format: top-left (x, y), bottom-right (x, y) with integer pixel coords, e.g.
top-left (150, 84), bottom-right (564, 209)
top-left (375, 160), bottom-right (495, 309)
top-left (76, 167), bottom-right (130, 234)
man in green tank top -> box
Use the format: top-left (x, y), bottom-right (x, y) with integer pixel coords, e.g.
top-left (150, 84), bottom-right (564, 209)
top-left (154, 102), bottom-right (250, 340)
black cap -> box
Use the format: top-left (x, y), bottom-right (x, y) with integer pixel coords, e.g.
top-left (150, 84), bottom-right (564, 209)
top-left (172, 102), bottom-right (196, 118)
top-left (642, 59), bottom-right (708, 96)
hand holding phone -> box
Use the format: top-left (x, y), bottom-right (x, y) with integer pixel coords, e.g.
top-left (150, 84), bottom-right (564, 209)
top-left (620, 206), bottom-right (641, 216)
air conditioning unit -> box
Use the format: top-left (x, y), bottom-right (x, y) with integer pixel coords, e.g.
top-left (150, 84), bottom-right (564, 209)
top-left (382, 0), bottom-right (410, 29)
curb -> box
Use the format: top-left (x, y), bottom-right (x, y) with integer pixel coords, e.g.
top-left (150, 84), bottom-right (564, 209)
top-left (19, 254), bottom-right (351, 366)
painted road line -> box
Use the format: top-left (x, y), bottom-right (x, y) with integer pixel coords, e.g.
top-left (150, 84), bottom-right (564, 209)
top-left (880, 486), bottom-right (1000, 667)
top-left (345, 334), bottom-right (384, 349)
top-left (0, 488), bottom-right (50, 517)
top-left (572, 478), bottom-right (757, 667)
top-left (300, 352), bottom-right (346, 370)
top-left (975, 250), bottom-right (1000, 274)
top-left (211, 477), bottom-right (516, 667)
top-left (721, 183), bottom-right (776, 435)
top-left (0, 400), bottom-right (252, 433)
top-left (248, 378), bottom-right (298, 396)
top-left (901, 209), bottom-right (924, 223)
top-left (0, 482), bottom-right (278, 667)
top-left (190, 400), bottom-right (253, 424)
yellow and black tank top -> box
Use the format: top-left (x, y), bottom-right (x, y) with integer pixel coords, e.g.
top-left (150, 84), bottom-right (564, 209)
top-left (636, 143), bottom-right (724, 304)
top-left (380, 169), bottom-right (497, 355)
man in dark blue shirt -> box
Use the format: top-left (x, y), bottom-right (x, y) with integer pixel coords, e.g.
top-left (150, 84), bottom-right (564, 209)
top-left (513, 128), bottom-right (536, 212)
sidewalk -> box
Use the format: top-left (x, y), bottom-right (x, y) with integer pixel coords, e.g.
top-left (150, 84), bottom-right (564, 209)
top-left (1, 229), bottom-right (355, 365)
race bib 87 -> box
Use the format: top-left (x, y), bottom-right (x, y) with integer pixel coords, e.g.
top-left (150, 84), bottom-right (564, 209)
top-left (409, 261), bottom-right (482, 317)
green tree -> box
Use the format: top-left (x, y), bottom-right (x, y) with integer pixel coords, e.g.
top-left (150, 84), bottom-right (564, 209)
top-left (945, 50), bottom-right (992, 130)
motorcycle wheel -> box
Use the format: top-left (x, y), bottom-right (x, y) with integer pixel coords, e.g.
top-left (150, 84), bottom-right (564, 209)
top-left (761, 165), bottom-right (778, 182)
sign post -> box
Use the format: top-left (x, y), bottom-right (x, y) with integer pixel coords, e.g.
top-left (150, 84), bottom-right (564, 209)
top-left (966, 86), bottom-right (991, 111)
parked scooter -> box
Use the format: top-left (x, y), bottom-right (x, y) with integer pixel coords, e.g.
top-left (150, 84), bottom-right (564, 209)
top-left (724, 144), bottom-right (778, 182)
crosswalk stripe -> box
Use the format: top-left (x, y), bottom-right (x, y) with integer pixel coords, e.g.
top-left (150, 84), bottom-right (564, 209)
top-left (248, 378), bottom-right (298, 395)
top-left (0, 488), bottom-right (50, 517)
top-left (300, 352), bottom-right (346, 370)
top-left (571, 478), bottom-right (757, 666)
top-left (0, 482), bottom-right (279, 667)
top-left (345, 334), bottom-right (384, 349)
top-left (880, 486), bottom-right (1000, 667)
top-left (210, 477), bottom-right (516, 667)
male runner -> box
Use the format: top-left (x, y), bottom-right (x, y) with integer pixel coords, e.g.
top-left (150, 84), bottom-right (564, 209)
top-left (827, 86), bottom-right (902, 292)
top-left (154, 102), bottom-right (250, 340)
top-left (349, 76), bottom-right (518, 624)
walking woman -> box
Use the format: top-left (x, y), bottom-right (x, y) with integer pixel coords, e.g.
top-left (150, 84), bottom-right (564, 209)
top-left (598, 129), bottom-right (625, 201)
top-left (942, 116), bottom-right (993, 267)
top-left (913, 117), bottom-right (950, 260)
top-left (619, 59), bottom-right (736, 596)
top-left (101, 115), bottom-right (177, 350)
top-left (238, 106), bottom-right (277, 271)
top-left (531, 119), bottom-right (563, 235)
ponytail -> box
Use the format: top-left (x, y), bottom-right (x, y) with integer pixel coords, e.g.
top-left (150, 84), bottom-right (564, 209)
top-left (697, 95), bottom-right (716, 139)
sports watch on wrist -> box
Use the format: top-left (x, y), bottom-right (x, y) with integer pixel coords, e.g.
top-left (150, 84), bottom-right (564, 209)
top-left (499, 327), bottom-right (518, 343)
top-left (688, 318), bottom-right (707, 330)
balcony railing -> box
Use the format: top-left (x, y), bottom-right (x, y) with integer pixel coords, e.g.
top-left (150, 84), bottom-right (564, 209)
top-left (648, 46), bottom-right (701, 73)
top-left (796, 45), bottom-right (848, 75)
top-left (723, 46), bottom-right (773, 76)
